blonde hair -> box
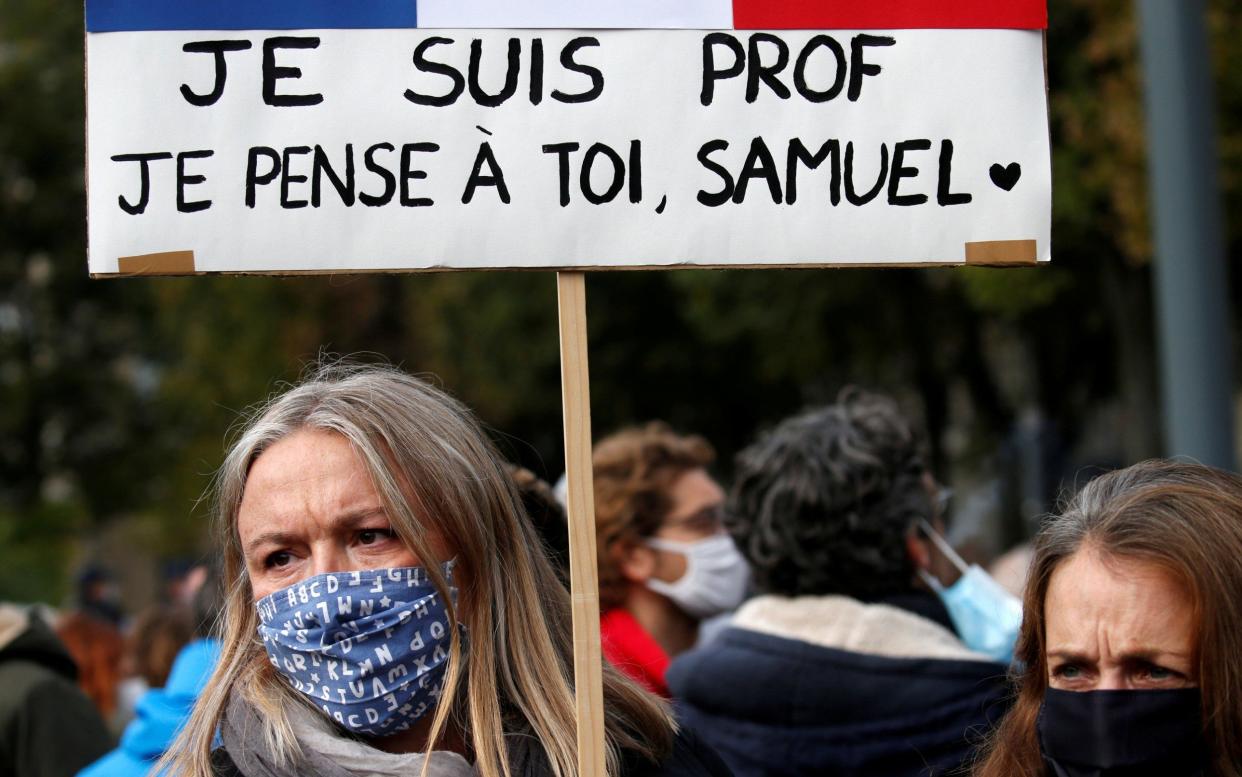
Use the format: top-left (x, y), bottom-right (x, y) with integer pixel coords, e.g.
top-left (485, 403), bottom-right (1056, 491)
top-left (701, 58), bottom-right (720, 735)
top-left (165, 363), bottom-right (674, 777)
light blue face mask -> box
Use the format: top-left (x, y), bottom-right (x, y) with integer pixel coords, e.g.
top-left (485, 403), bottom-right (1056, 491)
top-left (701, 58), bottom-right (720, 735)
top-left (917, 519), bottom-right (1023, 664)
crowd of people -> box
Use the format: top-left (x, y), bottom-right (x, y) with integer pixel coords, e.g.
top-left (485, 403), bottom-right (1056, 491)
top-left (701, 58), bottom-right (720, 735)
top-left (3, 363), bottom-right (1238, 776)
top-left (0, 560), bottom-right (222, 776)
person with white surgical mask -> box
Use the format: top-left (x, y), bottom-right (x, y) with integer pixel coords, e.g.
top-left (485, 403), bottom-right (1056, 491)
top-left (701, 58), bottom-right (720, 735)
top-left (592, 423), bottom-right (749, 697)
top-left (668, 389), bottom-right (1012, 777)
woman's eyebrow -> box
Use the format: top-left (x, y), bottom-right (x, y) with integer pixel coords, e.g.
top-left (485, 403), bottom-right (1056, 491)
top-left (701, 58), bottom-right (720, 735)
top-left (333, 506), bottom-right (388, 527)
top-left (243, 508), bottom-right (389, 555)
top-left (1046, 650), bottom-right (1093, 663)
top-left (245, 531), bottom-right (297, 555)
top-left (1117, 648), bottom-right (1193, 662)
top-left (1048, 648), bottom-right (1194, 664)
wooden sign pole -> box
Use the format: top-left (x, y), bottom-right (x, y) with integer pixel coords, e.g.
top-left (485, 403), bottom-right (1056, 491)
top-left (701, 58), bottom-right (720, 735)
top-left (556, 271), bottom-right (607, 777)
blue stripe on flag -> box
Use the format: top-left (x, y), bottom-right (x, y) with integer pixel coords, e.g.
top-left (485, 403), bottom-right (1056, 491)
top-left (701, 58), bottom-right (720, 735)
top-left (86, 0), bottom-right (419, 32)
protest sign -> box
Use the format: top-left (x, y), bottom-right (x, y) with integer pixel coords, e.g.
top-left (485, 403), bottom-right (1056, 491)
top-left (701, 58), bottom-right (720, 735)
top-left (86, 1), bottom-right (1049, 275)
top-left (85, 4), bottom-right (1050, 773)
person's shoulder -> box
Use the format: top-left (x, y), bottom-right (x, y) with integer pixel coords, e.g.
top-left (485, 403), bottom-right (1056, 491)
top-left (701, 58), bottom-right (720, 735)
top-left (78, 748), bottom-right (147, 777)
top-left (0, 658), bottom-right (92, 723)
top-left (0, 657), bottom-right (62, 698)
top-left (669, 727), bottom-right (735, 777)
top-left (0, 663), bottom-right (113, 777)
top-left (666, 625), bottom-right (796, 695)
top-left (210, 748), bottom-right (245, 777)
top-left (623, 726), bottom-right (735, 777)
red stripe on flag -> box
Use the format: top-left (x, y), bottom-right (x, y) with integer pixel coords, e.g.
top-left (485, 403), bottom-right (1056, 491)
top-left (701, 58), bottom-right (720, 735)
top-left (733, 0), bottom-right (1047, 30)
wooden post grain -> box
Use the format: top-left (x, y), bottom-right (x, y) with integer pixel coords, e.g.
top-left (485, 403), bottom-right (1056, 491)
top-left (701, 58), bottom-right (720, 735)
top-left (556, 271), bottom-right (607, 777)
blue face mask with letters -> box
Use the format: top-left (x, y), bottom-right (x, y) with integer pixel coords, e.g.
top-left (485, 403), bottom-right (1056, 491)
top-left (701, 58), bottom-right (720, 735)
top-left (255, 561), bottom-right (460, 737)
top-left (917, 520), bottom-right (1023, 664)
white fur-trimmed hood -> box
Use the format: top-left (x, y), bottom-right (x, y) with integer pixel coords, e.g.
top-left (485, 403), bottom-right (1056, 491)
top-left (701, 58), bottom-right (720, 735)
top-left (0, 604), bottom-right (27, 651)
top-left (731, 594), bottom-right (991, 662)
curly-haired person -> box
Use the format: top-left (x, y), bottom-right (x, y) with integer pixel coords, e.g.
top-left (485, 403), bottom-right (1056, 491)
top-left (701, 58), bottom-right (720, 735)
top-left (593, 423), bottom-right (749, 697)
top-left (668, 390), bottom-right (1012, 777)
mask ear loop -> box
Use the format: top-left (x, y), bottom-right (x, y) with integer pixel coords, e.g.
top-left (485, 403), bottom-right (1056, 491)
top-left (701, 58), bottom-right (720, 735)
top-left (916, 518), bottom-right (971, 589)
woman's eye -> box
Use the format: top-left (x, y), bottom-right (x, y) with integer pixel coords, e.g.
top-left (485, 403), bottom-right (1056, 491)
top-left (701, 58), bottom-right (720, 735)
top-left (1142, 664), bottom-right (1177, 681)
top-left (1053, 664), bottom-right (1082, 679)
top-left (265, 551), bottom-right (292, 569)
top-left (358, 528), bottom-right (394, 545)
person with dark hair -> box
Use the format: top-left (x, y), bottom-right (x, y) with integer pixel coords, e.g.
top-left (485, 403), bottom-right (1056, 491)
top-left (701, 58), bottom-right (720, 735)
top-left (80, 561), bottom-right (223, 777)
top-left (0, 604), bottom-right (112, 777)
top-left (973, 460), bottom-right (1242, 777)
top-left (593, 423), bottom-right (749, 697)
top-left (668, 390), bottom-right (1013, 777)
top-left (77, 566), bottom-right (125, 628)
top-left (507, 464), bottom-right (571, 583)
top-left (127, 606), bottom-right (193, 692)
top-left (113, 604), bottom-right (194, 729)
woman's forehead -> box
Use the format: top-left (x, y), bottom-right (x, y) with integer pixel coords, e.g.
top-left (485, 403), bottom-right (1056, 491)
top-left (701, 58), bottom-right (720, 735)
top-left (234, 428), bottom-right (459, 560)
top-left (1044, 549), bottom-right (1196, 659)
top-left (237, 430), bottom-right (381, 538)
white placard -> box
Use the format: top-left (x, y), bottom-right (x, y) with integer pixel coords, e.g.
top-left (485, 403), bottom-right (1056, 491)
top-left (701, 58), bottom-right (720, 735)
top-left (86, 29), bottom-right (1050, 274)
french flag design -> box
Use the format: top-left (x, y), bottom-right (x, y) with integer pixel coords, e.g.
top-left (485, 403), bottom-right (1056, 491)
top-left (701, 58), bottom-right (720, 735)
top-left (87, 0), bottom-right (1047, 32)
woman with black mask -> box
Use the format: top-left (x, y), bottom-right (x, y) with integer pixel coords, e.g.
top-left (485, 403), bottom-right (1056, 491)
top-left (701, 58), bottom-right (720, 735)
top-left (973, 459), bottom-right (1242, 777)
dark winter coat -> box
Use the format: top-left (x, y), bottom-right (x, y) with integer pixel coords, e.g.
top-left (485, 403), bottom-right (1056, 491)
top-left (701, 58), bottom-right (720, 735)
top-left (0, 606), bottom-right (113, 777)
top-left (667, 594), bottom-right (1011, 777)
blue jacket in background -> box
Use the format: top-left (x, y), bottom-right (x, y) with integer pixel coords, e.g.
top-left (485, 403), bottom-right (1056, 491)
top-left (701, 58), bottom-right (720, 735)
top-left (79, 638), bottom-right (221, 777)
top-left (667, 596), bottom-right (1012, 777)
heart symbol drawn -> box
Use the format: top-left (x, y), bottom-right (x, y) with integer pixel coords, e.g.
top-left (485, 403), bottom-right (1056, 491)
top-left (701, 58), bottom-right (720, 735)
top-left (990, 162), bottom-right (1022, 191)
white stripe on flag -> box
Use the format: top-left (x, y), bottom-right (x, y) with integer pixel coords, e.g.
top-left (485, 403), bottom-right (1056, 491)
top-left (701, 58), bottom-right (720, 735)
top-left (416, 0), bottom-right (734, 29)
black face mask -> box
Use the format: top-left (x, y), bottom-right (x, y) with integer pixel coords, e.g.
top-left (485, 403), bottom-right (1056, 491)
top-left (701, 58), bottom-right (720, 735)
top-left (1038, 688), bottom-right (1208, 777)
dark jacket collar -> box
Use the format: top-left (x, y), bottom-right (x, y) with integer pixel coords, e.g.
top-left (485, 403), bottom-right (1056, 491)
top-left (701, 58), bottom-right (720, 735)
top-left (870, 590), bottom-right (957, 635)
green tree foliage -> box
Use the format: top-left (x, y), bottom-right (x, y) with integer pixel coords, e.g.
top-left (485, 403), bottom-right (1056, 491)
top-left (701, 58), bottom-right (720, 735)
top-left (1, 2), bottom-right (172, 600)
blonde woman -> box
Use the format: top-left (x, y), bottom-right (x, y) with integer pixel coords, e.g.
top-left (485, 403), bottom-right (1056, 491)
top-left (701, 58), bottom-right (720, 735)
top-left (164, 364), bottom-right (731, 777)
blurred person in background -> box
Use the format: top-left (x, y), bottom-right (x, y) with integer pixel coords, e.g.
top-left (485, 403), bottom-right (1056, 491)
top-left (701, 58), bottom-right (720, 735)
top-left (163, 560), bottom-right (211, 609)
top-left (80, 559), bottom-right (224, 777)
top-left (163, 364), bottom-right (730, 777)
top-left (973, 460), bottom-right (1242, 777)
top-left (593, 423), bottom-right (749, 697)
top-left (507, 464), bottom-right (571, 584)
top-left (127, 605), bottom-right (193, 692)
top-left (57, 606), bottom-right (125, 721)
top-left (988, 542), bottom-right (1034, 598)
top-left (113, 605), bottom-right (194, 730)
top-left (669, 390), bottom-right (1013, 777)
top-left (77, 566), bottom-right (125, 627)
top-left (0, 602), bottom-right (112, 776)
